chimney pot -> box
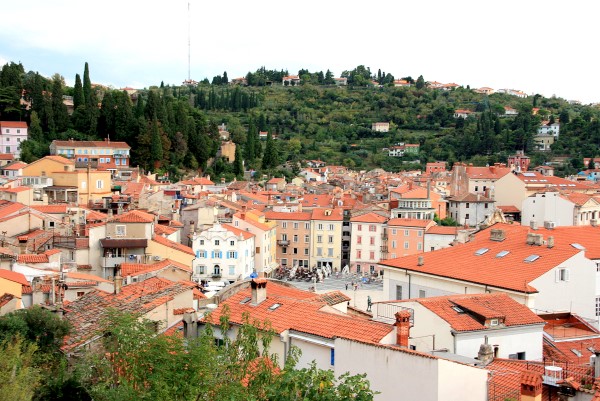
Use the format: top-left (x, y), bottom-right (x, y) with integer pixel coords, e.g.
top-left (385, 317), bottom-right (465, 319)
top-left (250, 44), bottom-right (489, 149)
top-left (547, 236), bottom-right (554, 248)
top-left (114, 274), bottom-right (123, 294)
top-left (394, 310), bottom-right (412, 347)
top-left (417, 256), bottom-right (424, 266)
top-left (251, 278), bottom-right (267, 305)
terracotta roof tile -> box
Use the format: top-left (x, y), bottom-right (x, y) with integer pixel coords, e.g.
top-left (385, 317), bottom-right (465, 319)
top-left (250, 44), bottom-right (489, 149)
top-left (17, 254), bottom-right (49, 264)
top-left (350, 212), bottom-right (388, 224)
top-left (0, 269), bottom-right (29, 286)
top-left (151, 235), bottom-right (195, 255)
top-left (112, 209), bottom-right (155, 223)
top-left (380, 223), bottom-right (580, 293)
top-left (205, 281), bottom-right (393, 344)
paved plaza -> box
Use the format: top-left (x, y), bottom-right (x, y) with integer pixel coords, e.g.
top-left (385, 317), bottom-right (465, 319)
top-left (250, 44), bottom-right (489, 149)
top-left (283, 274), bottom-right (387, 312)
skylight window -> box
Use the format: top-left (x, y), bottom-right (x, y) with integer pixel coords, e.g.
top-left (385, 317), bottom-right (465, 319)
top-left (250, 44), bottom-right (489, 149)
top-left (571, 349), bottom-right (583, 357)
top-left (451, 306), bottom-right (464, 313)
top-left (571, 243), bottom-right (586, 250)
top-left (588, 346), bottom-right (596, 353)
top-left (268, 303), bottom-right (282, 311)
top-left (496, 250), bottom-right (510, 258)
top-left (240, 297), bottom-right (251, 304)
top-left (475, 248), bottom-right (490, 256)
top-left (523, 172), bottom-right (536, 177)
top-left (524, 255), bottom-right (540, 263)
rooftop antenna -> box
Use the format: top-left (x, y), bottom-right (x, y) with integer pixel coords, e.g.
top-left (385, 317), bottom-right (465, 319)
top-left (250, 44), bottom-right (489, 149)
top-left (187, 1), bottom-right (191, 82)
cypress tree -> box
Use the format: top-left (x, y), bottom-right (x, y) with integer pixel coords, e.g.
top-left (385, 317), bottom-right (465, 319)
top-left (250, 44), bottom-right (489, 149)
top-left (83, 62), bottom-right (92, 106)
top-left (233, 144), bottom-right (244, 177)
top-left (73, 74), bottom-right (83, 109)
top-left (150, 117), bottom-right (163, 169)
top-left (262, 131), bottom-right (277, 169)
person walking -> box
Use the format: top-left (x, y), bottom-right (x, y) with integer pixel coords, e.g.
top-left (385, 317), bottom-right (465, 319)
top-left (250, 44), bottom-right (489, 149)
top-left (367, 295), bottom-right (372, 312)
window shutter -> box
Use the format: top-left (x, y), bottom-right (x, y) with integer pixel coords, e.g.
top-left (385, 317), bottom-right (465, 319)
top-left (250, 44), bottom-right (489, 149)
top-left (234, 252), bottom-right (238, 259)
top-left (195, 250), bottom-right (200, 258)
top-left (564, 269), bottom-right (570, 282)
top-left (226, 252), bottom-right (229, 259)
top-left (211, 251), bottom-right (214, 258)
top-left (555, 269), bottom-right (560, 282)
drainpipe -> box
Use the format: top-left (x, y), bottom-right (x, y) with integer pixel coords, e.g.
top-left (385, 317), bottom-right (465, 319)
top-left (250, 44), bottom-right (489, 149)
top-left (405, 269), bottom-right (411, 299)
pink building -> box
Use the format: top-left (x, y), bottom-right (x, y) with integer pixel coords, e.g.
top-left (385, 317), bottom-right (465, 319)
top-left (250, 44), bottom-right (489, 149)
top-left (0, 121), bottom-right (28, 158)
top-left (386, 218), bottom-right (435, 258)
top-left (264, 211), bottom-right (312, 269)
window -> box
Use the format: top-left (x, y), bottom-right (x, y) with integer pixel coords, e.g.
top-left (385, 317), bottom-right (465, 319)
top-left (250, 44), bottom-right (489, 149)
top-left (230, 240), bottom-right (235, 246)
top-left (369, 251), bottom-right (375, 259)
top-left (369, 225), bottom-right (376, 232)
top-left (215, 240), bottom-right (220, 246)
top-left (556, 268), bottom-right (570, 282)
top-left (77, 291), bottom-right (85, 297)
top-left (293, 222), bottom-right (299, 229)
top-left (318, 224), bottom-right (323, 230)
top-left (475, 186), bottom-right (479, 192)
top-left (317, 247), bottom-right (322, 256)
top-left (419, 290), bottom-right (426, 298)
top-left (418, 231), bottom-right (423, 237)
top-left (404, 230), bottom-right (409, 236)
top-left (596, 297), bottom-right (600, 317)
top-left (417, 243), bottom-right (422, 251)
top-left (357, 236), bottom-right (362, 244)
top-left (293, 235), bottom-right (298, 243)
top-left (392, 229), bottom-right (397, 235)
top-left (370, 237), bottom-right (375, 245)
top-left (404, 242), bottom-right (409, 249)
top-left (392, 240), bottom-right (397, 248)
top-left (484, 203), bottom-right (488, 209)
top-left (328, 224), bottom-right (334, 231)
top-left (293, 247), bottom-right (298, 254)
top-left (6, 146), bottom-right (10, 153)
top-left (328, 235), bottom-right (333, 244)
top-left (356, 250), bottom-right (362, 259)
top-left (281, 258), bottom-right (288, 266)
top-left (200, 239), bottom-right (204, 245)
top-left (116, 225), bottom-right (126, 236)
top-left (227, 251), bottom-right (236, 259)
top-left (466, 203), bottom-right (470, 209)
top-left (465, 213), bottom-right (470, 219)
top-left (357, 224), bottom-right (362, 231)
top-left (317, 235), bottom-right (323, 243)
top-left (228, 266), bottom-right (235, 275)
top-left (281, 234), bottom-right (288, 241)
top-left (395, 285), bottom-right (403, 300)
top-left (356, 264), bottom-right (361, 273)
top-left (99, 158), bottom-right (104, 163)
top-left (304, 248), bottom-right (309, 255)
top-left (213, 265), bottom-right (221, 275)
top-left (282, 222), bottom-right (287, 229)
top-left (304, 235), bottom-right (309, 243)
top-left (305, 223), bottom-right (310, 230)
top-left (197, 251), bottom-right (206, 258)
top-left (330, 348), bottom-right (335, 366)
top-left (96, 180), bottom-right (104, 189)
top-left (282, 247), bottom-right (287, 254)
top-left (328, 248), bottom-right (333, 257)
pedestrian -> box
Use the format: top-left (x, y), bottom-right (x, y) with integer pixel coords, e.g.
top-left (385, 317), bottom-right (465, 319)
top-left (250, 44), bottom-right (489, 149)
top-left (367, 295), bottom-right (372, 312)
top-left (345, 283), bottom-right (348, 290)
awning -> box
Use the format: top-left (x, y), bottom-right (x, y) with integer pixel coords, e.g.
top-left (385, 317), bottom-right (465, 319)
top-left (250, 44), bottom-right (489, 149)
top-left (100, 238), bottom-right (148, 248)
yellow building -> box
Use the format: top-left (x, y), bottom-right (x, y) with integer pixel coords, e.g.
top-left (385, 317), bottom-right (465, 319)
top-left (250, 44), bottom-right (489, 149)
top-left (309, 208), bottom-right (344, 271)
top-left (220, 141), bottom-right (236, 162)
top-left (0, 269), bottom-right (29, 310)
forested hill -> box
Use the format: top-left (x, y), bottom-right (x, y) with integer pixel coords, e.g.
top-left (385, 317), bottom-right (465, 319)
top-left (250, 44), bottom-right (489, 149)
top-left (1, 62), bottom-right (599, 181)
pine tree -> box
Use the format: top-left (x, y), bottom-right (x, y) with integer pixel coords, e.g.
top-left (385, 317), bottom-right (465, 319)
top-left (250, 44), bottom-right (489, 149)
top-left (416, 75), bottom-right (425, 89)
top-left (73, 74), bottom-right (83, 109)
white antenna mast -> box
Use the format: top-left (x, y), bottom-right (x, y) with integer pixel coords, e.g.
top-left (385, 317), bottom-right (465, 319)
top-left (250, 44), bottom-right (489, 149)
top-left (187, 1), bottom-right (191, 81)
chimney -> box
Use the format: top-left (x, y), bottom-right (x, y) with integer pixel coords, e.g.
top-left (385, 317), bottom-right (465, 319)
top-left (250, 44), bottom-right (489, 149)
top-left (547, 236), bottom-right (554, 248)
top-left (594, 351), bottom-right (600, 378)
top-left (519, 371), bottom-right (542, 401)
top-left (182, 309), bottom-right (198, 339)
top-left (530, 221), bottom-right (538, 230)
top-left (394, 310), bottom-right (412, 348)
top-left (417, 256), bottom-right (424, 266)
top-left (477, 343), bottom-right (494, 366)
top-left (114, 274), bottom-right (123, 294)
top-left (251, 278), bottom-right (267, 305)
top-left (490, 229), bottom-right (506, 241)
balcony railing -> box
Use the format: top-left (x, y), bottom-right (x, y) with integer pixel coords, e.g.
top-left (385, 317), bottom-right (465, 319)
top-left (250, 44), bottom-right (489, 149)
top-left (277, 240), bottom-right (290, 246)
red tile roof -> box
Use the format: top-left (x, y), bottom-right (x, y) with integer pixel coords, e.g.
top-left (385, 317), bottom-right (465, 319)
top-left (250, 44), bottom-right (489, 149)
top-left (264, 211), bottom-right (312, 221)
top-left (0, 293), bottom-right (16, 307)
top-left (426, 225), bottom-right (458, 235)
top-left (154, 224), bottom-right (178, 236)
top-left (395, 293), bottom-right (544, 332)
top-left (17, 254), bottom-right (49, 264)
top-left (0, 269), bottom-right (29, 286)
top-left (151, 235), bottom-right (195, 255)
top-left (0, 121), bottom-right (27, 128)
top-left (388, 218), bottom-right (434, 228)
top-left (221, 224), bottom-right (255, 240)
top-left (52, 140), bottom-right (130, 149)
top-left (380, 223), bottom-right (580, 293)
top-left (112, 209), bottom-right (155, 223)
top-left (179, 177), bottom-right (214, 186)
top-left (205, 281), bottom-right (393, 344)
top-left (120, 259), bottom-right (191, 277)
top-left (31, 205), bottom-right (68, 214)
top-left (350, 212), bottom-right (388, 224)
top-left (311, 208), bottom-right (343, 221)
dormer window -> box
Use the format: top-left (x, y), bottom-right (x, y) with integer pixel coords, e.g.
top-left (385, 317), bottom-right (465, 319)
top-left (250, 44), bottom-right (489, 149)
top-left (490, 319), bottom-right (499, 326)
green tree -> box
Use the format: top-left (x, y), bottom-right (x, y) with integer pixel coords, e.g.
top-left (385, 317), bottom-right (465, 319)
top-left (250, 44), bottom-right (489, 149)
top-left (234, 144), bottom-right (244, 177)
top-left (262, 131), bottom-right (278, 169)
top-left (82, 62), bottom-right (92, 106)
top-left (73, 73), bottom-right (83, 109)
top-left (416, 75), bottom-right (425, 89)
top-left (0, 337), bottom-right (41, 401)
top-left (150, 117), bottom-right (164, 169)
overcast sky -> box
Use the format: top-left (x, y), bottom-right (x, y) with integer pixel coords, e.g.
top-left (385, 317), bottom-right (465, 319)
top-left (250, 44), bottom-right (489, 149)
top-left (1, 0), bottom-right (598, 103)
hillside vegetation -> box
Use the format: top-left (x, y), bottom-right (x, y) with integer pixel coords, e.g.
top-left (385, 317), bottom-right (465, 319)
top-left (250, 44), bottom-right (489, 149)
top-left (1, 62), bottom-right (599, 180)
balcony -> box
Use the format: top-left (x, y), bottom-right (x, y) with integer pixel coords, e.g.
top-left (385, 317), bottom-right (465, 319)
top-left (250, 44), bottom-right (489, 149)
top-left (113, 153), bottom-right (130, 158)
top-left (103, 256), bottom-right (126, 268)
top-left (381, 245), bottom-right (388, 252)
top-left (277, 240), bottom-right (290, 246)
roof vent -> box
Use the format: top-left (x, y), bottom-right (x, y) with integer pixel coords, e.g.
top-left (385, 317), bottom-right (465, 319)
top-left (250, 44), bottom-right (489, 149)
top-left (546, 236), bottom-right (554, 248)
top-left (417, 256), bottom-right (424, 266)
